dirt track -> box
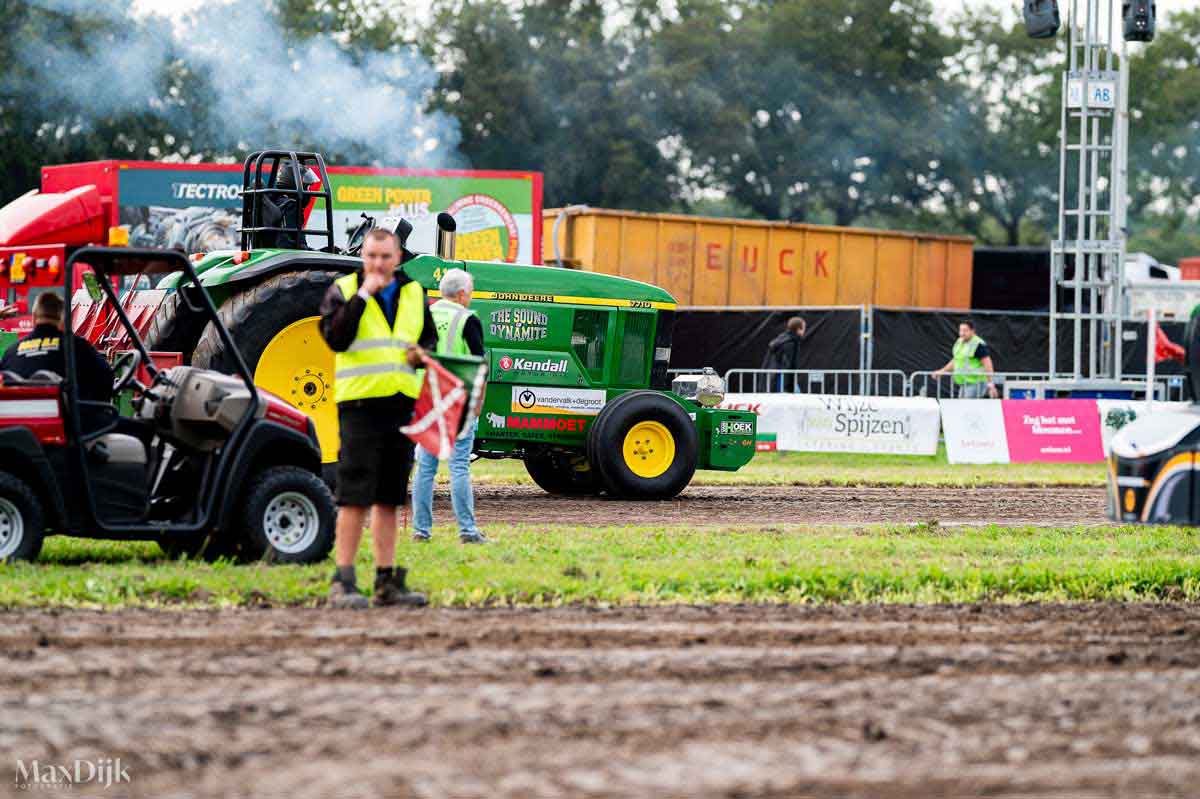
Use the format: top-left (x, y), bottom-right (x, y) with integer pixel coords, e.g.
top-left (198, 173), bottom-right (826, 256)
top-left (3, 603), bottom-right (1198, 798)
top-left (473, 485), bottom-right (1108, 527)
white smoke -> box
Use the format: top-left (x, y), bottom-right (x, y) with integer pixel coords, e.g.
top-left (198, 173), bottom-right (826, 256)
top-left (19, 0), bottom-right (462, 168)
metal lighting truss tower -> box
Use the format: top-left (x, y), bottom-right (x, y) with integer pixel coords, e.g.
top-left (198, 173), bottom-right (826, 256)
top-left (1048, 0), bottom-right (1129, 383)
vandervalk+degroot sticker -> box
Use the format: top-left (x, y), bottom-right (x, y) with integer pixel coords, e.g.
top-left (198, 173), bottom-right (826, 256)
top-left (511, 386), bottom-right (605, 416)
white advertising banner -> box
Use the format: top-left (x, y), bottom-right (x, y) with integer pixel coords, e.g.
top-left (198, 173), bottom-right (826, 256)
top-left (940, 399), bottom-right (1010, 464)
top-left (1095, 400), bottom-right (1190, 454)
top-left (720, 394), bottom-right (940, 455)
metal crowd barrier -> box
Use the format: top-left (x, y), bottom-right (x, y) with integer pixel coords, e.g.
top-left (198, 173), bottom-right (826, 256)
top-left (714, 368), bottom-right (1191, 402)
top-left (723, 369), bottom-right (909, 397)
top-left (907, 371), bottom-right (1058, 400)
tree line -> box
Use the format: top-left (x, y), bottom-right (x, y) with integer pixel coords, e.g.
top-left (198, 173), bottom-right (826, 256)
top-left (2, 0), bottom-right (1197, 259)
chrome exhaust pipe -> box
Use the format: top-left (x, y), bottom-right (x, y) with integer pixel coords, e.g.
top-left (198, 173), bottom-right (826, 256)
top-left (436, 212), bottom-right (457, 259)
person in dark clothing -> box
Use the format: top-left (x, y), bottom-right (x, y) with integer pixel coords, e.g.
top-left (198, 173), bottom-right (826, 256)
top-left (761, 316), bottom-right (806, 392)
top-left (318, 227), bottom-right (438, 609)
top-left (0, 291), bottom-right (113, 403)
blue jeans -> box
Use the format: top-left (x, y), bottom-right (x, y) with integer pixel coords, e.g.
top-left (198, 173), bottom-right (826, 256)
top-left (411, 418), bottom-right (479, 538)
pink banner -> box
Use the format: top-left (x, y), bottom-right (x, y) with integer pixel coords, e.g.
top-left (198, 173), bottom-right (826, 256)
top-left (1001, 399), bottom-right (1104, 463)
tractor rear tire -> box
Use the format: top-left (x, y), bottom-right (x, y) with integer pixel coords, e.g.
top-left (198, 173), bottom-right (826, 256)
top-left (144, 289), bottom-right (207, 364)
top-left (524, 449), bottom-right (598, 495)
top-left (191, 270), bottom-right (342, 463)
top-left (237, 466), bottom-right (335, 564)
top-left (587, 392), bottom-right (698, 500)
top-left (0, 471), bottom-right (44, 563)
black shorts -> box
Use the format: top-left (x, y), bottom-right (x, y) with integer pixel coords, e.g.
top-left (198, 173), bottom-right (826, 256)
top-left (335, 398), bottom-right (417, 507)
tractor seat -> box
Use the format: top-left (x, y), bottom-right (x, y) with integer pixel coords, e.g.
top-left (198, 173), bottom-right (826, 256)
top-left (85, 433), bottom-right (148, 466)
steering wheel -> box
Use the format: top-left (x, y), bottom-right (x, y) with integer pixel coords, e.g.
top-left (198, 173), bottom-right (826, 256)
top-left (111, 350), bottom-right (145, 394)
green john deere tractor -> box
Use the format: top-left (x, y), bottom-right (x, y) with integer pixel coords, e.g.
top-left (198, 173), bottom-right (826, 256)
top-left (138, 149), bottom-right (754, 499)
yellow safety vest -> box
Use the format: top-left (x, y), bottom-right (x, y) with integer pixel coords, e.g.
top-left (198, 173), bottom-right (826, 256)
top-left (952, 335), bottom-right (987, 385)
top-left (430, 298), bottom-right (476, 357)
top-left (334, 272), bottom-right (426, 402)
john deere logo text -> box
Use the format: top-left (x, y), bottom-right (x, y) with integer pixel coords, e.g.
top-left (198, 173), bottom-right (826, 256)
top-left (489, 309), bottom-right (548, 342)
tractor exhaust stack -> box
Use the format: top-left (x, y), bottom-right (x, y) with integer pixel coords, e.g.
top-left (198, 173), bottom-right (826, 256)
top-left (436, 212), bottom-right (456, 260)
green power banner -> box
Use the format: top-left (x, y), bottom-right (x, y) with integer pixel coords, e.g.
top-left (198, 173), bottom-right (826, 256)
top-left (115, 163), bottom-right (543, 264)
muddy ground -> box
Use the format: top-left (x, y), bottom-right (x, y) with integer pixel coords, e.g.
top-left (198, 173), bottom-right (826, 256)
top-left (3, 603), bottom-right (1198, 798)
top-left (472, 485), bottom-right (1107, 527)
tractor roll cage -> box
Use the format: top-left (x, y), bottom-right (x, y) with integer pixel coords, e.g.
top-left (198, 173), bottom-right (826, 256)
top-left (239, 149), bottom-right (336, 252)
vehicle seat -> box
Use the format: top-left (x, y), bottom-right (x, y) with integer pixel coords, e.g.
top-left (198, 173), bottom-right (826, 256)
top-left (85, 433), bottom-right (148, 466)
top-left (0, 370), bottom-right (62, 386)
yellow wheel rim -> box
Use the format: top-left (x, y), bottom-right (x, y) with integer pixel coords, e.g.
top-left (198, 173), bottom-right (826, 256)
top-left (254, 317), bottom-right (338, 464)
top-left (622, 420), bottom-right (675, 479)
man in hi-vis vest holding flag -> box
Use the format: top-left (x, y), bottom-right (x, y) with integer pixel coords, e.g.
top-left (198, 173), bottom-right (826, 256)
top-left (410, 268), bottom-right (489, 544)
top-left (319, 226), bottom-right (439, 608)
top-left (933, 319), bottom-right (998, 399)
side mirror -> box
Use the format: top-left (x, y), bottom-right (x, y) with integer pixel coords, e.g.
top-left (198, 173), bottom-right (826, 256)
top-left (1024, 0), bottom-right (1060, 38)
top-left (81, 272), bottom-right (104, 303)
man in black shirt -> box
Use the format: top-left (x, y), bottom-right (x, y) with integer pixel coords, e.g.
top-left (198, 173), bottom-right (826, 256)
top-left (0, 292), bottom-right (113, 403)
top-left (761, 316), bottom-right (806, 392)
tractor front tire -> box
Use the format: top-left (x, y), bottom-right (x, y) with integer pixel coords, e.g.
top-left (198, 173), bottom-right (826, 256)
top-left (191, 270), bottom-right (342, 463)
top-left (237, 466), bottom-right (335, 564)
top-left (524, 449), bottom-right (598, 495)
top-left (587, 392), bottom-right (698, 500)
top-left (0, 471), bottom-right (44, 563)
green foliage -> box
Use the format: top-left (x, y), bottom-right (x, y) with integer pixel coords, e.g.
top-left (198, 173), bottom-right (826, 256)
top-left (1, 0), bottom-right (1198, 252)
top-left (4, 523), bottom-right (1197, 607)
top-left (426, 0), bottom-right (676, 209)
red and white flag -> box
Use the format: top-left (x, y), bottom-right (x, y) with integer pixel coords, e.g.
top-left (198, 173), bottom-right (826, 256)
top-left (401, 354), bottom-right (487, 459)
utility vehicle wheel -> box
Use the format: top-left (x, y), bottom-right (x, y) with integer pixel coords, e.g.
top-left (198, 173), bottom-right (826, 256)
top-left (144, 289), bottom-right (207, 365)
top-left (238, 466), bottom-right (335, 564)
top-left (0, 472), bottom-right (44, 563)
top-left (524, 449), bottom-right (598, 495)
top-left (191, 270), bottom-right (342, 465)
top-left (158, 532), bottom-right (241, 562)
top-left (587, 392), bottom-right (698, 500)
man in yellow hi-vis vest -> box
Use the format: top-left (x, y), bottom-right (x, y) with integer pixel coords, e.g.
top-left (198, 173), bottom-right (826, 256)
top-left (933, 319), bottom-right (998, 399)
top-left (319, 227), bottom-right (438, 608)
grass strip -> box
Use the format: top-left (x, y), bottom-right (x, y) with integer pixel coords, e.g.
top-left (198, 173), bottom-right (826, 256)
top-left (1, 523), bottom-right (1194, 608)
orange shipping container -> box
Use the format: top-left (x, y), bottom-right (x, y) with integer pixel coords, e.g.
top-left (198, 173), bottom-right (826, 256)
top-left (543, 208), bottom-right (973, 309)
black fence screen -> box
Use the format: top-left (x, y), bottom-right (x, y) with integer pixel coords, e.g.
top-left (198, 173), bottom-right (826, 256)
top-left (669, 308), bottom-right (863, 375)
top-left (670, 306), bottom-right (1187, 389)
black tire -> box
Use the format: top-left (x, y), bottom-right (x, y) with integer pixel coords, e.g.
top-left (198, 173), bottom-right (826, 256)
top-left (0, 471), bottom-right (45, 563)
top-left (191, 269), bottom-right (341, 377)
top-left (523, 449), bottom-right (598, 495)
top-left (237, 466), bottom-right (335, 564)
top-left (587, 392), bottom-right (698, 500)
top-left (586, 390), bottom-right (657, 490)
top-left (144, 289), bottom-right (208, 364)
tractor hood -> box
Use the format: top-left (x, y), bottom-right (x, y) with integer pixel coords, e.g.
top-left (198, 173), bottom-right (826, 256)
top-left (0, 185), bottom-right (107, 247)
